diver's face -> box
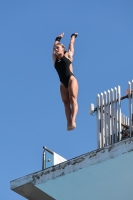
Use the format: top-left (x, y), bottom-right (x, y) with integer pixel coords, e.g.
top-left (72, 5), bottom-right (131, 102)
top-left (54, 45), bottom-right (64, 55)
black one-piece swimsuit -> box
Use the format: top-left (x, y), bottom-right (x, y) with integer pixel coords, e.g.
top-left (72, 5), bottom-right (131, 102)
top-left (54, 56), bottom-right (74, 88)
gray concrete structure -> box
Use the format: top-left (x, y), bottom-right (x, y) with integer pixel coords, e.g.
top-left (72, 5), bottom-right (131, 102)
top-left (11, 137), bottom-right (133, 200)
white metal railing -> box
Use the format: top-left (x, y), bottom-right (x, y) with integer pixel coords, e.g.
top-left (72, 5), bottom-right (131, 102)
top-left (89, 80), bottom-right (133, 148)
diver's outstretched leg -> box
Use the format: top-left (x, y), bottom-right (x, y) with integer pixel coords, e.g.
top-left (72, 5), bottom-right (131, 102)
top-left (68, 76), bottom-right (78, 130)
top-left (60, 83), bottom-right (72, 130)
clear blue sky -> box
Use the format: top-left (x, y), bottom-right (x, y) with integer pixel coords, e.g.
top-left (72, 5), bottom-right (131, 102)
top-left (0, 1), bottom-right (133, 199)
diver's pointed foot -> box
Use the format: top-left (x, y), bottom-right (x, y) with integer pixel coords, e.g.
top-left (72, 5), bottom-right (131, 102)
top-left (67, 123), bottom-right (72, 131)
top-left (71, 121), bottom-right (76, 130)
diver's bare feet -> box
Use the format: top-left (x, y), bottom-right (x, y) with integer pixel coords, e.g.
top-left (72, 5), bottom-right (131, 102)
top-left (67, 122), bottom-right (76, 131)
top-left (71, 121), bottom-right (76, 130)
top-left (67, 122), bottom-right (72, 131)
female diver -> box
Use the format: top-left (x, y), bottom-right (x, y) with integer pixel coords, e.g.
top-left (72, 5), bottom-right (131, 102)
top-left (52, 32), bottom-right (78, 131)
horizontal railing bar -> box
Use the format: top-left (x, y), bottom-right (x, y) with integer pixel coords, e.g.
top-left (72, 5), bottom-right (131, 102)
top-left (121, 123), bottom-right (129, 128)
top-left (94, 94), bottom-right (129, 112)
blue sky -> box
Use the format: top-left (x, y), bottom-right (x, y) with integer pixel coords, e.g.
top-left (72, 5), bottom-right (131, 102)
top-left (0, 1), bottom-right (133, 199)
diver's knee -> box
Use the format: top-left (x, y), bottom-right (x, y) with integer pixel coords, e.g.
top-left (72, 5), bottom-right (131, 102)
top-left (69, 96), bottom-right (77, 105)
top-left (63, 99), bottom-right (70, 107)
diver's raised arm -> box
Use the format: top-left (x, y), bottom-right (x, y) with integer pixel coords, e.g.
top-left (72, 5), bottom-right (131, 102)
top-left (68, 33), bottom-right (78, 58)
top-left (52, 33), bottom-right (64, 62)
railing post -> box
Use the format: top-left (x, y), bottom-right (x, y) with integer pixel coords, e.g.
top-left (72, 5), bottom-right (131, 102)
top-left (111, 89), bottom-right (114, 144)
top-left (114, 87), bottom-right (118, 142)
top-left (100, 93), bottom-right (104, 148)
top-left (132, 80), bottom-right (133, 129)
top-left (104, 92), bottom-right (107, 146)
top-left (128, 82), bottom-right (132, 137)
top-left (126, 116), bottom-right (128, 126)
top-left (97, 94), bottom-right (101, 148)
top-left (107, 90), bottom-right (111, 145)
top-left (124, 114), bottom-right (125, 125)
top-left (117, 86), bottom-right (121, 141)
